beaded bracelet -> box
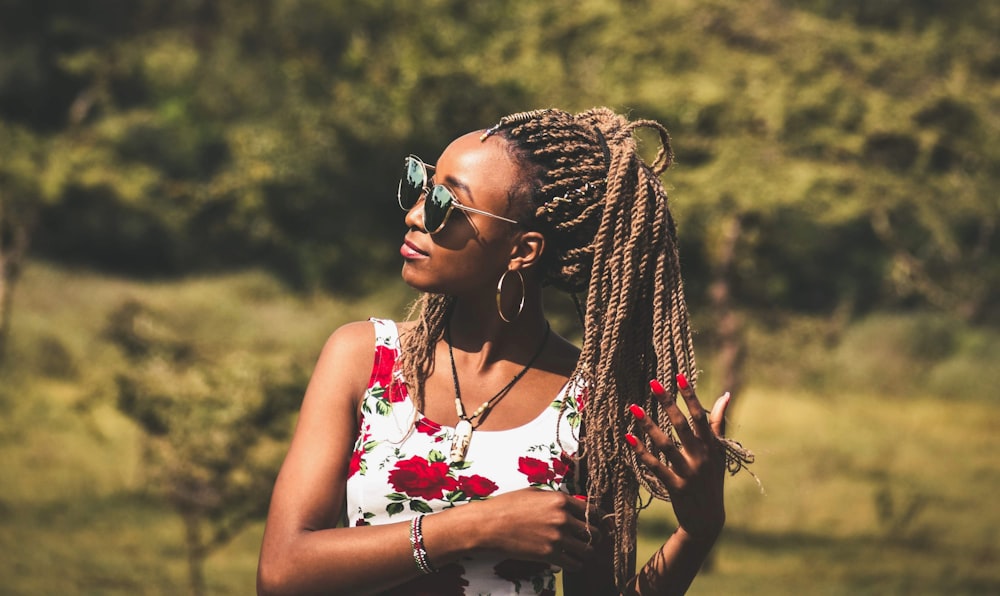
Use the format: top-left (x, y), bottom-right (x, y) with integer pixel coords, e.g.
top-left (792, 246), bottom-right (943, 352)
top-left (409, 514), bottom-right (437, 575)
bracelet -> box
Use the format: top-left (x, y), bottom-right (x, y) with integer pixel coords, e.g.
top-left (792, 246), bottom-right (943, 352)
top-left (409, 514), bottom-right (437, 575)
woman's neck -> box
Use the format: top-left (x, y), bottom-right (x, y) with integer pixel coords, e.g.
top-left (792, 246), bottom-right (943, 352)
top-left (445, 292), bottom-right (548, 369)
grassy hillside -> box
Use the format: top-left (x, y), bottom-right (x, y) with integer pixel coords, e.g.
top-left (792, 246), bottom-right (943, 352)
top-left (1, 262), bottom-right (997, 594)
top-left (0, 262), bottom-right (416, 594)
top-left (639, 388), bottom-right (999, 594)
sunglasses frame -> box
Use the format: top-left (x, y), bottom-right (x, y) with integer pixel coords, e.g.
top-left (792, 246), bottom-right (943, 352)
top-left (397, 155), bottom-right (519, 234)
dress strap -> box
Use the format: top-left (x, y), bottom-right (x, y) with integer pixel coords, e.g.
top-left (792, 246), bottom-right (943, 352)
top-left (367, 318), bottom-right (401, 390)
top-left (369, 318), bottom-right (400, 348)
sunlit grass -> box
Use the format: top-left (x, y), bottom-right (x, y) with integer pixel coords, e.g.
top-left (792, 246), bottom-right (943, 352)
top-left (637, 388), bottom-right (1000, 594)
top-left (1, 261), bottom-right (998, 594)
top-left (1, 262), bottom-right (415, 593)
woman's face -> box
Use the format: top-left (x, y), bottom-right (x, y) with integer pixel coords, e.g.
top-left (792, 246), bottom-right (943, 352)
top-left (399, 131), bottom-right (525, 297)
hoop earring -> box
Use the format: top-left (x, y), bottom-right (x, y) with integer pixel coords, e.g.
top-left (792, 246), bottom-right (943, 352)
top-left (496, 269), bottom-right (525, 323)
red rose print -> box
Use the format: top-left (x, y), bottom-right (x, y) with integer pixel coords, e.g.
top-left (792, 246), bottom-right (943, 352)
top-left (415, 417), bottom-right (442, 437)
top-left (348, 448), bottom-right (364, 478)
top-left (458, 474), bottom-right (499, 499)
top-left (518, 456), bottom-right (555, 485)
top-left (369, 345), bottom-right (397, 386)
top-left (388, 456), bottom-right (458, 500)
top-left (493, 558), bottom-right (550, 581)
top-left (551, 456), bottom-right (569, 482)
top-left (386, 378), bottom-right (407, 403)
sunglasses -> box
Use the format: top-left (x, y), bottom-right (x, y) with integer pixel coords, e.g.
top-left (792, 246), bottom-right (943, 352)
top-left (397, 155), bottom-right (519, 234)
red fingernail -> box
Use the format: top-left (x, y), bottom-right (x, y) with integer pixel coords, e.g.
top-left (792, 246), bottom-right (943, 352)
top-left (573, 494), bottom-right (587, 501)
top-left (649, 379), bottom-right (665, 396)
top-left (625, 433), bottom-right (638, 447)
top-left (628, 404), bottom-right (645, 419)
top-left (676, 373), bottom-right (689, 390)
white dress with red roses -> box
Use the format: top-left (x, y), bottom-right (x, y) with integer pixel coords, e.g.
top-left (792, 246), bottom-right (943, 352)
top-left (346, 318), bottom-right (585, 596)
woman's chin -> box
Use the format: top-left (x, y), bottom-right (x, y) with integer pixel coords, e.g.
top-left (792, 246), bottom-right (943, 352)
top-left (400, 265), bottom-right (440, 294)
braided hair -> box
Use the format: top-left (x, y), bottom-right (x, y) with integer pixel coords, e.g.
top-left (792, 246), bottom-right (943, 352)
top-left (398, 107), bottom-right (699, 588)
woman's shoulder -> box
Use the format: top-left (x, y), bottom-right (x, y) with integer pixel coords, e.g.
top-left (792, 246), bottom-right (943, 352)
top-left (323, 318), bottom-right (408, 343)
top-left (318, 318), bottom-right (414, 362)
top-left (324, 319), bottom-right (376, 349)
top-left (314, 320), bottom-right (383, 379)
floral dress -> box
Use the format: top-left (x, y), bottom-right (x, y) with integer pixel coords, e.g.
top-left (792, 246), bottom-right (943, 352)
top-left (345, 319), bottom-right (585, 595)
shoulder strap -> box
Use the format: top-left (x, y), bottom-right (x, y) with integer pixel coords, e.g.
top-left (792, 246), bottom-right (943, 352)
top-left (367, 318), bottom-right (401, 389)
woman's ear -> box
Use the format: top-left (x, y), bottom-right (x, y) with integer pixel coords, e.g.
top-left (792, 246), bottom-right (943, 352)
top-left (508, 231), bottom-right (546, 271)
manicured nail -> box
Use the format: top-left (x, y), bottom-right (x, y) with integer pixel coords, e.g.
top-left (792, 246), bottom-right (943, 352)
top-left (628, 404), bottom-right (646, 419)
top-left (625, 433), bottom-right (638, 447)
top-left (573, 494), bottom-right (588, 501)
top-left (676, 373), bottom-right (689, 390)
top-left (649, 379), bottom-right (666, 396)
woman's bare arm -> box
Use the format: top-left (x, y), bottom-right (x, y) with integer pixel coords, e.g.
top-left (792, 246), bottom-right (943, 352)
top-left (256, 321), bottom-right (444, 595)
top-left (256, 321), bottom-right (603, 595)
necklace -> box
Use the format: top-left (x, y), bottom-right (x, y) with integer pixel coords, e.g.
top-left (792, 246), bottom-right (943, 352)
top-left (445, 322), bottom-right (551, 464)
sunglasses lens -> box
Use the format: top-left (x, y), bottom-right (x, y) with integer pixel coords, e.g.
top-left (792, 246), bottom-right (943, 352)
top-left (423, 185), bottom-right (454, 233)
top-left (399, 157), bottom-right (426, 209)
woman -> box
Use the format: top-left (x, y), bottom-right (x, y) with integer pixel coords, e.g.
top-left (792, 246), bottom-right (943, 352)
top-left (257, 107), bottom-right (752, 595)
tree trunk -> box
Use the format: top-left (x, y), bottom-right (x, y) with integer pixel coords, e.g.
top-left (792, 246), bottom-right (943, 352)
top-left (0, 196), bottom-right (6, 361)
top-left (701, 213), bottom-right (746, 574)
top-left (183, 512), bottom-right (207, 596)
top-left (0, 268), bottom-right (10, 363)
top-left (0, 228), bottom-right (7, 362)
top-left (0, 200), bottom-right (34, 363)
top-left (708, 214), bottom-right (747, 405)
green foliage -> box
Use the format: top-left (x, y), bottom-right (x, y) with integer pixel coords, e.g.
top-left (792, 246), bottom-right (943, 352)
top-left (626, 1), bottom-right (999, 321)
top-left (104, 298), bottom-right (305, 593)
top-left (737, 310), bottom-right (1000, 402)
top-left (0, 0), bottom-right (995, 321)
top-left (0, 261), bottom-right (415, 593)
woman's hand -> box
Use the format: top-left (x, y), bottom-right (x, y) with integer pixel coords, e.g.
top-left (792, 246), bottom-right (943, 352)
top-left (468, 487), bottom-right (605, 571)
top-left (626, 375), bottom-right (730, 545)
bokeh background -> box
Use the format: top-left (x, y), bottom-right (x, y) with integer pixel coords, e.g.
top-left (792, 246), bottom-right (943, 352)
top-left (1, 1), bottom-right (997, 594)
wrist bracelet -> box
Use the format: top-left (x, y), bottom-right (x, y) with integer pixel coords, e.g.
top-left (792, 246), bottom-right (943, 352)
top-left (409, 514), bottom-right (437, 575)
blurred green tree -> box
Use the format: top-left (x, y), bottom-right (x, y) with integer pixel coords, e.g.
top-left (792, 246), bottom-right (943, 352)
top-left (0, 0), bottom-right (995, 322)
top-left (0, 123), bottom-right (46, 359)
top-left (106, 299), bottom-right (304, 595)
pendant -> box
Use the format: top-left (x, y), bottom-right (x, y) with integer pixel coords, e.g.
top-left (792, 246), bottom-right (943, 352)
top-left (449, 419), bottom-right (473, 464)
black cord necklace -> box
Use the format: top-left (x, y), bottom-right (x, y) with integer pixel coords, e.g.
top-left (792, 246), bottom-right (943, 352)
top-left (446, 321), bottom-right (551, 463)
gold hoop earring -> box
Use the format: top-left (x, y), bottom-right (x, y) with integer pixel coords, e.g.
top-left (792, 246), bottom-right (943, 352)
top-left (496, 269), bottom-right (525, 323)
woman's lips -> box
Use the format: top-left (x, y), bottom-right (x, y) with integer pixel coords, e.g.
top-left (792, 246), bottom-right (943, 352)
top-left (400, 239), bottom-right (429, 259)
